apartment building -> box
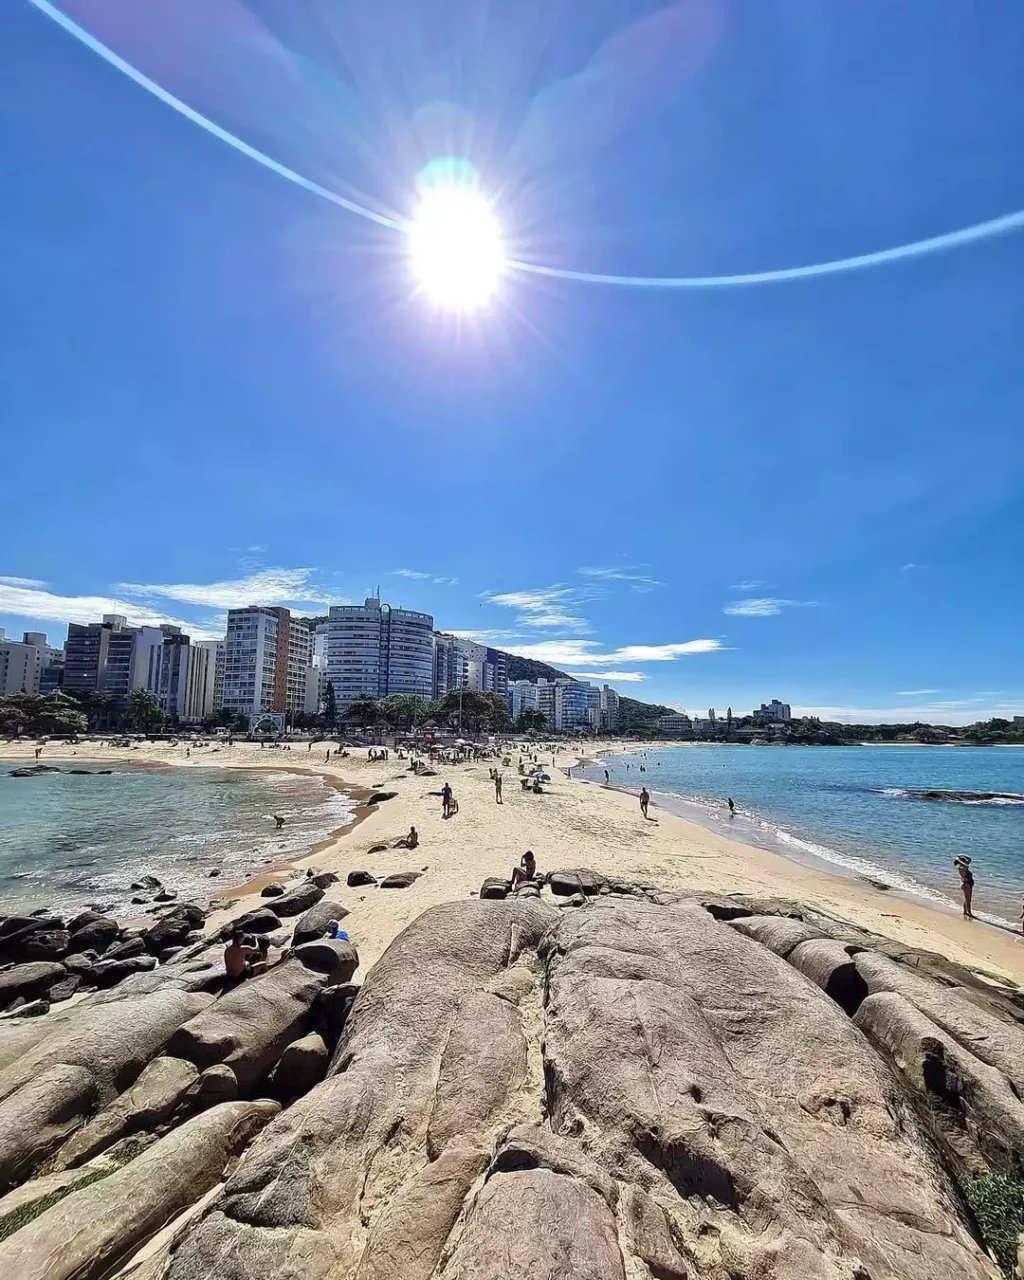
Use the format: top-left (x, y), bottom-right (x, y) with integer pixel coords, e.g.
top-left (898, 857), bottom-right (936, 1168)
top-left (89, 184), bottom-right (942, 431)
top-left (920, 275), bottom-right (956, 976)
top-left (0, 630), bottom-right (58, 696)
top-left (325, 598), bottom-right (434, 703)
top-left (183, 640), bottom-right (224, 722)
top-left (221, 607), bottom-right (311, 720)
top-left (759, 699), bottom-right (792, 721)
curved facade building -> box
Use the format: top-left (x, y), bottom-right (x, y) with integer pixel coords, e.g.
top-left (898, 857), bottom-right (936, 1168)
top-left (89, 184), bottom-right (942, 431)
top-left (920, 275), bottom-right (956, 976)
top-left (325, 598), bottom-right (434, 703)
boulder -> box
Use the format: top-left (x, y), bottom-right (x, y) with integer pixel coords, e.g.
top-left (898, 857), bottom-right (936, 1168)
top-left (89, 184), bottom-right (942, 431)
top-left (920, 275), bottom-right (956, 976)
top-left (367, 843), bottom-right (389, 854)
top-left (229, 907), bottom-right (281, 936)
top-left (22, 928), bottom-right (71, 961)
top-left (0, 961), bottom-right (67, 1010)
top-left (48, 976), bottom-right (82, 1004)
top-left (153, 889), bottom-right (178, 902)
top-left (260, 882), bottom-right (285, 898)
top-left (0, 1100), bottom-right (280, 1280)
top-left (67, 910), bottom-right (104, 933)
top-left (293, 939), bottom-right (359, 984)
top-left (269, 1031), bottom-right (329, 1100)
top-left (180, 1063), bottom-right (239, 1111)
top-left (313, 983), bottom-right (359, 1050)
top-left (728, 912), bottom-right (827, 957)
top-left (0, 915), bottom-right (64, 960)
top-left (61, 951), bottom-right (98, 976)
top-left (346, 869), bottom-right (376, 887)
top-left (0, 1064), bottom-right (97, 1191)
top-left (142, 913), bottom-right (196, 956)
top-left (103, 936), bottom-right (146, 962)
top-left (183, 930), bottom-right (205, 946)
top-left (379, 870), bottom-right (421, 889)
top-left (291, 898), bottom-right (350, 947)
top-left (367, 791), bottom-right (397, 805)
top-left (309, 871), bottom-right (339, 890)
top-left (0, 986), bottom-right (213, 1188)
top-left (1, 998), bottom-right (49, 1018)
top-left (166, 959), bottom-right (327, 1092)
top-left (159, 947), bottom-right (185, 964)
top-left (547, 868), bottom-right (607, 896)
top-left (131, 875), bottom-right (163, 891)
top-left (67, 917), bottom-right (119, 955)
top-left (558, 892), bottom-right (587, 908)
top-left (270, 882), bottom-right (324, 918)
top-left (52, 1056), bottom-right (200, 1171)
top-left (89, 954), bottom-right (157, 990)
top-left (479, 877), bottom-right (509, 900)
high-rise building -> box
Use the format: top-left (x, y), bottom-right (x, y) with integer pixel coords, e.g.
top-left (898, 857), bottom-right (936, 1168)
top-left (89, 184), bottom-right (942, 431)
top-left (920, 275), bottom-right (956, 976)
top-left (432, 633), bottom-right (464, 699)
top-left (433, 635), bottom-right (507, 700)
top-left (221, 607), bottom-right (311, 720)
top-left (531, 677), bottom-right (592, 732)
top-left (145, 627), bottom-right (191, 721)
top-left (759, 699), bottom-right (792, 722)
top-left (658, 712), bottom-right (693, 737)
top-left (325, 598), bottom-right (434, 703)
top-left (0, 631), bottom-right (57, 696)
top-left (508, 680), bottom-right (540, 718)
top-left (600, 684), bottom-right (620, 732)
top-left (65, 614), bottom-right (141, 701)
top-left (183, 640), bottom-right (224, 722)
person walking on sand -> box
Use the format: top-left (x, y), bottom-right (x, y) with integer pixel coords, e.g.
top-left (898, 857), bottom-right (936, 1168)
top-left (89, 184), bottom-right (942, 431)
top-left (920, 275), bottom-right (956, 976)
top-left (494, 771), bottom-right (503, 804)
top-left (640, 786), bottom-right (650, 819)
top-left (953, 856), bottom-right (975, 920)
top-left (442, 781), bottom-right (453, 818)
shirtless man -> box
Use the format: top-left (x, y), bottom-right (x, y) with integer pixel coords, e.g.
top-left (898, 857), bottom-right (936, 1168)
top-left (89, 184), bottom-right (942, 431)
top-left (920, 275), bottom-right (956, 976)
top-left (224, 931), bottom-right (267, 980)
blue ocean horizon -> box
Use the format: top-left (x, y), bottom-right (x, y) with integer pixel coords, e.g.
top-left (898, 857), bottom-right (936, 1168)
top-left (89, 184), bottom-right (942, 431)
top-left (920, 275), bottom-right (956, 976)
top-left (586, 745), bottom-right (1024, 928)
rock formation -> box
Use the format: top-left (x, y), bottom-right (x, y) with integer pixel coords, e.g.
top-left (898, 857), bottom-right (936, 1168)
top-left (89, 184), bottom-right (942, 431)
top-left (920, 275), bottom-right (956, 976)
top-left (0, 884), bottom-right (1017, 1277)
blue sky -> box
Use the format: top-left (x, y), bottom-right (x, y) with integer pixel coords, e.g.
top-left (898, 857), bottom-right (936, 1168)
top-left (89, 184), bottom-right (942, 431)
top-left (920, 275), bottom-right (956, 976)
top-left (3, 0), bottom-right (1023, 724)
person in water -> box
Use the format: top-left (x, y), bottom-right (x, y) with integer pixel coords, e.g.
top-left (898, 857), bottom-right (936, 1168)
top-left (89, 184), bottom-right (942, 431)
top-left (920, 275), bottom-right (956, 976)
top-left (727, 797), bottom-right (735, 817)
top-left (953, 856), bottom-right (975, 920)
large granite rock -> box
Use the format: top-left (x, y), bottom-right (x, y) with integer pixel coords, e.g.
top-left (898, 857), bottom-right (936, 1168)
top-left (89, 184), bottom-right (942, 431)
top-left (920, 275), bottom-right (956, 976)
top-left (0, 986), bottom-right (212, 1190)
top-left (268, 882), bottom-right (324, 918)
top-left (268, 1031), bottom-right (328, 1101)
top-left (292, 938), bottom-right (359, 983)
top-left (165, 959), bottom-right (327, 1091)
top-left (291, 898), bottom-right (349, 946)
top-left (153, 895), bottom-right (999, 1280)
top-left (0, 960), bottom-right (67, 1010)
top-left (0, 1100), bottom-right (279, 1280)
top-left (51, 1055), bottom-right (200, 1171)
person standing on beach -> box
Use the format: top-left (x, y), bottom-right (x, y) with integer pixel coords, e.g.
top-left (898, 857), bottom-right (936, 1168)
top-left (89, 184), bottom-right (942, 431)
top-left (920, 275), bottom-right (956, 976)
top-left (640, 786), bottom-right (650, 819)
top-left (494, 772), bottom-right (503, 804)
top-left (953, 857), bottom-right (975, 920)
top-left (604, 769), bottom-right (609, 785)
top-left (442, 781), bottom-right (453, 818)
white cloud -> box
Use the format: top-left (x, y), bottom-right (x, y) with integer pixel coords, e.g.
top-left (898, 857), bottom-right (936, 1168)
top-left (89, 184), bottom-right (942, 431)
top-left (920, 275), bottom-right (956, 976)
top-left (795, 700), bottom-right (1015, 726)
top-left (578, 567), bottom-right (662, 591)
top-left (901, 563), bottom-right (925, 572)
top-left (115, 568), bottom-right (323, 610)
top-left (566, 670), bottom-right (646, 682)
top-left (0, 575), bottom-right (48, 588)
top-left (724, 597), bottom-right (816, 617)
top-left (730, 579), bottom-right (768, 592)
top-left (895, 688), bottom-right (940, 697)
top-left (447, 629), bottom-right (522, 642)
top-left (247, 544), bottom-right (267, 553)
top-left (484, 587), bottom-right (593, 633)
top-left (502, 638), bottom-right (725, 667)
top-left (393, 569), bottom-right (458, 586)
top-left (0, 582), bottom-right (224, 640)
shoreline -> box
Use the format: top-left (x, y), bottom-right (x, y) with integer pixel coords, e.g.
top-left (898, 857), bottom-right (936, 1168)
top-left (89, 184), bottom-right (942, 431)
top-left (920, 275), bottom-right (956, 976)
top-left (2, 737), bottom-right (1022, 982)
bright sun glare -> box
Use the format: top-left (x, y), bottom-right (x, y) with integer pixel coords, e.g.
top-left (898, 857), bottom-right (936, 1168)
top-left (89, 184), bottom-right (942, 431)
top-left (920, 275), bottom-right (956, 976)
top-left (406, 161), bottom-right (506, 312)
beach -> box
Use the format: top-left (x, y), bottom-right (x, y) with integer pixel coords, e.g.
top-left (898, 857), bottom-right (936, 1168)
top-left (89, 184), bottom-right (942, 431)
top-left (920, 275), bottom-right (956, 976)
top-left (4, 736), bottom-right (1022, 983)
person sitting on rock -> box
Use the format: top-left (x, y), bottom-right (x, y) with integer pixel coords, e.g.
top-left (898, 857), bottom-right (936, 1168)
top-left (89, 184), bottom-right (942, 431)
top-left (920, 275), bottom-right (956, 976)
top-left (394, 826), bottom-right (419, 849)
top-left (224, 930), bottom-right (267, 980)
top-left (511, 851), bottom-right (538, 887)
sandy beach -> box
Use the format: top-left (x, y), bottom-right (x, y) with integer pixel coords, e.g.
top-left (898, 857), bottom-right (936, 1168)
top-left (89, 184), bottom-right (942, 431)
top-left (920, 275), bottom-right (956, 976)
top-left (5, 736), bottom-right (1022, 983)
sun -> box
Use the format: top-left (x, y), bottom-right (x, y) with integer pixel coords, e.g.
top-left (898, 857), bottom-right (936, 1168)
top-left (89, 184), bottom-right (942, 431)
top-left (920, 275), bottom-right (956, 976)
top-left (406, 161), bottom-right (506, 312)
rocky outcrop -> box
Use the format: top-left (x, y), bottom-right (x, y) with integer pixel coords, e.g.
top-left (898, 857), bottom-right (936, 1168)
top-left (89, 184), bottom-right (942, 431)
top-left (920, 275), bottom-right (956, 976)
top-left (0, 1100), bottom-right (279, 1280)
top-left (268, 1032), bottom-right (328, 1101)
top-left (0, 986), bottom-right (212, 1190)
top-left (165, 959), bottom-right (326, 1092)
top-left (292, 938), bottom-right (359, 983)
top-left (291, 898), bottom-right (349, 946)
top-left (0, 961), bottom-right (67, 1010)
top-left (268, 882), bottom-right (324, 918)
top-left (151, 894), bottom-right (1000, 1280)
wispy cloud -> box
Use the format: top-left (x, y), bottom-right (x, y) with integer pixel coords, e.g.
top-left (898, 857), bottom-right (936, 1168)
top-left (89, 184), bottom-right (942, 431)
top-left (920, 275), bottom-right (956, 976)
top-left (730, 579), bottom-right (768, 592)
top-left (502, 638), bottom-right (725, 667)
top-left (796, 696), bottom-right (1017, 726)
top-left (566, 670), bottom-right (646, 682)
top-left (393, 569), bottom-right (458, 585)
top-left (0, 575), bottom-right (48, 588)
top-left (578, 566), bottom-right (662, 591)
top-left (247, 545), bottom-right (267, 553)
top-left (115, 568), bottom-right (324, 610)
top-left (0, 581), bottom-right (224, 640)
top-left (895, 688), bottom-right (940, 697)
top-left (484, 587), bottom-right (593, 633)
top-left (447, 629), bottom-right (523, 643)
top-left (901, 563), bottom-right (927, 572)
top-left (723, 597), bottom-right (817, 617)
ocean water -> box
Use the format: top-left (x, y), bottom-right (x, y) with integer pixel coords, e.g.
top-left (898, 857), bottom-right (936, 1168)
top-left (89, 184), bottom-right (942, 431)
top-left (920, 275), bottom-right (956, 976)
top-left (585, 746), bottom-right (1024, 927)
top-left (0, 762), bottom-right (356, 916)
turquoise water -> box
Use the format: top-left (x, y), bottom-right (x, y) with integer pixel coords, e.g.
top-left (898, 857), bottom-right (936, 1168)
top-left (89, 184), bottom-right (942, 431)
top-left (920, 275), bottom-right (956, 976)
top-left (587, 746), bottom-right (1024, 926)
top-left (0, 763), bottom-right (355, 916)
